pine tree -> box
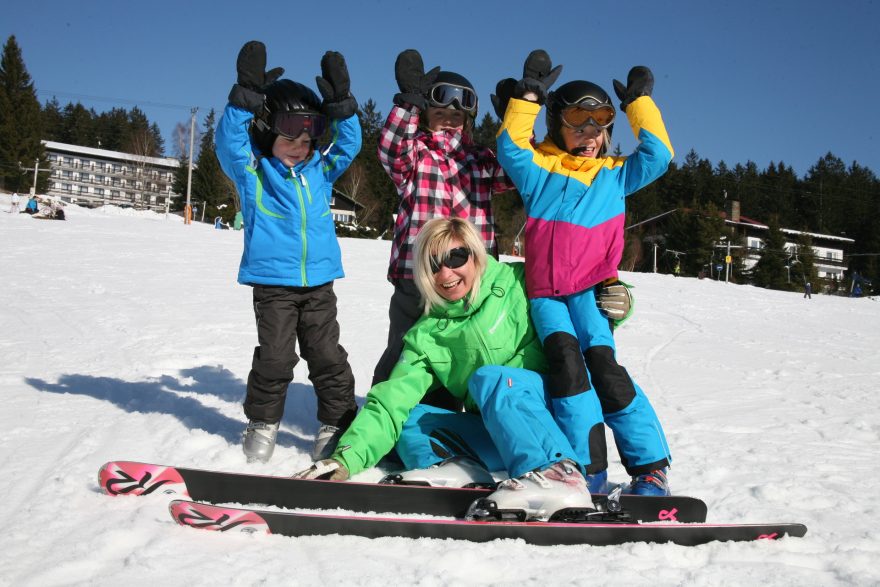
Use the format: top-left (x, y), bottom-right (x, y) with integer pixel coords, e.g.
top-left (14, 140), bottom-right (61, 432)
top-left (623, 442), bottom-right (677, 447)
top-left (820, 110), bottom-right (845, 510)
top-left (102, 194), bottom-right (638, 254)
top-left (793, 232), bottom-right (818, 290)
top-left (170, 154), bottom-right (190, 212)
top-left (351, 99), bottom-right (397, 232)
top-left (0, 35), bottom-right (46, 193)
top-left (42, 97), bottom-right (65, 141)
top-left (751, 216), bottom-right (791, 290)
top-left (191, 109), bottom-right (235, 223)
top-left (62, 102), bottom-right (98, 146)
top-left (472, 113), bottom-right (499, 149)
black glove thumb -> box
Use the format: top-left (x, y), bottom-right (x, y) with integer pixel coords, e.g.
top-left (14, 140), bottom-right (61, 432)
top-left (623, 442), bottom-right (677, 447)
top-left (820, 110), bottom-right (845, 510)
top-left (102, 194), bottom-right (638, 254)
top-left (264, 67), bottom-right (284, 87)
top-left (523, 49), bottom-right (563, 89)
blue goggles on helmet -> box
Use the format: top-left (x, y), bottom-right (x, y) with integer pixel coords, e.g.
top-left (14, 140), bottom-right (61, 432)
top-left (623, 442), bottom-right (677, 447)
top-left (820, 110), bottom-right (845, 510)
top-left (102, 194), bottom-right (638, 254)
top-left (427, 82), bottom-right (477, 113)
top-left (272, 112), bottom-right (327, 139)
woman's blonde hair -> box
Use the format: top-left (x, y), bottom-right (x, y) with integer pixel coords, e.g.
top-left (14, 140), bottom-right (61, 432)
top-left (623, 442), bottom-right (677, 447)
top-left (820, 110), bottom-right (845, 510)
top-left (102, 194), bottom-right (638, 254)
top-left (414, 217), bottom-right (487, 314)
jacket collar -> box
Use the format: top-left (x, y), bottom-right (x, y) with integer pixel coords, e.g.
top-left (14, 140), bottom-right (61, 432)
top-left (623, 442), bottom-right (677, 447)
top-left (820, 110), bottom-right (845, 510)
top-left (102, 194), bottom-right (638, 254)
top-left (429, 257), bottom-right (503, 319)
top-left (261, 149), bottom-right (321, 175)
top-left (538, 139), bottom-right (605, 172)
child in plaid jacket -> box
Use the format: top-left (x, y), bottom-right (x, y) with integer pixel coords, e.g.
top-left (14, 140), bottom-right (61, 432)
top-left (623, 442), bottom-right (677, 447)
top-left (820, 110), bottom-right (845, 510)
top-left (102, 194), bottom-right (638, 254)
top-left (372, 49), bottom-right (513, 401)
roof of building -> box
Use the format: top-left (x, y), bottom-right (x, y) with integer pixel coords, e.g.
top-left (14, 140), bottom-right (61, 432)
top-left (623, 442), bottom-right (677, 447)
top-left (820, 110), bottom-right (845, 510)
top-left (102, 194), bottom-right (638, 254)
top-left (725, 218), bottom-right (854, 243)
top-left (43, 140), bottom-right (180, 169)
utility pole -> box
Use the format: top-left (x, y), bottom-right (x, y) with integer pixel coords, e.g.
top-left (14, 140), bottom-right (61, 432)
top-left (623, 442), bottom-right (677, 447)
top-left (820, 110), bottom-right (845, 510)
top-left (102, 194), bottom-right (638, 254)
top-left (725, 239), bottom-right (732, 283)
top-left (185, 107), bottom-right (198, 225)
top-left (19, 159), bottom-right (41, 196)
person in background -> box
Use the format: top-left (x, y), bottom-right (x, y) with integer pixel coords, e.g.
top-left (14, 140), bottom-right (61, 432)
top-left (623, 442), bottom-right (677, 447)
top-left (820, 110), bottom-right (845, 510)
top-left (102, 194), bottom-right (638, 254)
top-left (25, 194), bottom-right (38, 214)
top-left (215, 40), bottom-right (361, 464)
top-left (9, 192), bottom-right (20, 214)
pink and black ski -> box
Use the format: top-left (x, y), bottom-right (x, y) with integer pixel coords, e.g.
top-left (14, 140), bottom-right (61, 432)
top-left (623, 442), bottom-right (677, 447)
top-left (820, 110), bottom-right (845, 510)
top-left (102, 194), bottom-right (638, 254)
top-left (99, 460), bottom-right (707, 523)
top-left (168, 500), bottom-right (807, 547)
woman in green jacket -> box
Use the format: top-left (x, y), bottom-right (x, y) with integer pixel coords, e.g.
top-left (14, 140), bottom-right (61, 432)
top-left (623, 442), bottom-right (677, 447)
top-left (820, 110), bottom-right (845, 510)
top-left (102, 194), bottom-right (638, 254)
top-left (295, 217), bottom-right (609, 521)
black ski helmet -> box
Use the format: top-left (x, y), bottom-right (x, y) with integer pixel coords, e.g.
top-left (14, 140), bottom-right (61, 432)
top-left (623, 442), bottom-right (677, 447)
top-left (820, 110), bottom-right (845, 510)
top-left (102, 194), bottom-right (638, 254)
top-left (546, 80), bottom-right (614, 156)
top-left (253, 79), bottom-right (323, 155)
top-left (427, 71), bottom-right (478, 118)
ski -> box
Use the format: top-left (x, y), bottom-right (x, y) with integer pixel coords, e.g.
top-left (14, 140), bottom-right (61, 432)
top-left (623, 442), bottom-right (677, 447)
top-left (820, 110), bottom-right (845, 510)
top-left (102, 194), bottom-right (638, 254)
top-left (168, 500), bottom-right (807, 547)
top-left (99, 460), bottom-right (707, 523)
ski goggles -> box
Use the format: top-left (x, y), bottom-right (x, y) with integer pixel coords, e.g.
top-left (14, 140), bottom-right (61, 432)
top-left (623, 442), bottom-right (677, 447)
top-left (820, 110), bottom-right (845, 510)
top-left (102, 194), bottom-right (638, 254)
top-left (560, 103), bottom-right (616, 130)
top-left (430, 247), bottom-right (472, 273)
top-left (427, 83), bottom-right (478, 113)
top-left (272, 112), bottom-right (327, 139)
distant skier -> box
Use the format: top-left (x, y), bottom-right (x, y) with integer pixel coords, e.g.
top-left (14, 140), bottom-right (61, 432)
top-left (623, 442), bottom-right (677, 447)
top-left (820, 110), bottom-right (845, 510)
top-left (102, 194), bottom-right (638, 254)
top-left (8, 192), bottom-right (20, 214)
top-left (215, 40), bottom-right (361, 464)
top-left (804, 282), bottom-right (812, 299)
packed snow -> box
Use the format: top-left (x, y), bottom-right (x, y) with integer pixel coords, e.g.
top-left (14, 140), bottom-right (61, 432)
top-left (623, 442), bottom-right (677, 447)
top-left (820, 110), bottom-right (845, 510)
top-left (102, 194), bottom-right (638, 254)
top-left (1, 196), bottom-right (878, 586)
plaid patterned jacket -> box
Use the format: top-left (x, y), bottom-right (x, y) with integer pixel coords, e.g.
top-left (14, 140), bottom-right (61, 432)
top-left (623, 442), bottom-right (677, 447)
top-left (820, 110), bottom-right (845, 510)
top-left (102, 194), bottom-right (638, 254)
top-left (378, 105), bottom-right (513, 281)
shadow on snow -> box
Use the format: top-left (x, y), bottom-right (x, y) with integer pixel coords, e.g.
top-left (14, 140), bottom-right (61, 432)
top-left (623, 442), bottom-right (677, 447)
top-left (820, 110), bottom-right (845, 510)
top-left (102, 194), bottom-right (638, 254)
top-left (24, 365), bottom-right (333, 452)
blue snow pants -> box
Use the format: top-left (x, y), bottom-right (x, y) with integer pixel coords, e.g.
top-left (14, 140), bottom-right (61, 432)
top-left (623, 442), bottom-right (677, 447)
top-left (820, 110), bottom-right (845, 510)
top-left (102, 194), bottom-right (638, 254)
top-left (530, 286), bottom-right (671, 475)
top-left (394, 366), bottom-right (586, 478)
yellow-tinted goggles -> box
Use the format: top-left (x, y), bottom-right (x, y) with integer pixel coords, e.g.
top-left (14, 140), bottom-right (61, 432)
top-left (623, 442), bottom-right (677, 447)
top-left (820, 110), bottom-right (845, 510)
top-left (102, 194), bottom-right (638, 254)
top-left (561, 104), bottom-right (615, 130)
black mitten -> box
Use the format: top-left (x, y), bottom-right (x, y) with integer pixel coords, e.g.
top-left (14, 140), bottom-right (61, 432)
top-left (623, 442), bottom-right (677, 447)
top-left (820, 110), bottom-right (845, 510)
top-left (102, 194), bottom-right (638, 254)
top-left (315, 51), bottom-right (358, 119)
top-left (393, 49), bottom-right (440, 110)
top-left (515, 49), bottom-right (562, 105)
top-left (228, 40), bottom-right (284, 113)
top-left (612, 66), bottom-right (654, 112)
top-left (490, 78), bottom-right (517, 120)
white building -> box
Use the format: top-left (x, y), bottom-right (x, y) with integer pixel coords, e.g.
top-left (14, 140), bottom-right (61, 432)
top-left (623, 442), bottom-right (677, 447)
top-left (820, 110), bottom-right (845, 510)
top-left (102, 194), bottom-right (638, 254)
top-left (43, 140), bottom-right (180, 212)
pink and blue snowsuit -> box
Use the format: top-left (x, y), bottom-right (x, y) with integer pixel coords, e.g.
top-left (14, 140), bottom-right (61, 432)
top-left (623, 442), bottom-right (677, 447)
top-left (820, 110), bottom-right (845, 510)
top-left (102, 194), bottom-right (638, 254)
top-left (496, 96), bottom-right (673, 475)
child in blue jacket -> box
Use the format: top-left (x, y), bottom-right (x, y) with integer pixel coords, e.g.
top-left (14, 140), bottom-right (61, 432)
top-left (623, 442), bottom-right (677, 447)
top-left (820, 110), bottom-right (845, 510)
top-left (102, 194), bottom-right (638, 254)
top-left (216, 41), bottom-right (362, 464)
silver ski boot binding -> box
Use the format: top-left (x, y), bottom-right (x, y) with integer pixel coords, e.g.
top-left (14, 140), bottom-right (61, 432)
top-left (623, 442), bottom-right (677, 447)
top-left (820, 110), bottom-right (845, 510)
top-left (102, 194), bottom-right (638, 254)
top-left (380, 456), bottom-right (497, 489)
top-left (466, 459), bottom-right (597, 522)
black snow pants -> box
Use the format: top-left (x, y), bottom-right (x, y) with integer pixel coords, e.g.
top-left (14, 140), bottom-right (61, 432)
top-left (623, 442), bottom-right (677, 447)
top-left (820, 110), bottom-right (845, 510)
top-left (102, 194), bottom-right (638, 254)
top-left (244, 283), bottom-right (357, 429)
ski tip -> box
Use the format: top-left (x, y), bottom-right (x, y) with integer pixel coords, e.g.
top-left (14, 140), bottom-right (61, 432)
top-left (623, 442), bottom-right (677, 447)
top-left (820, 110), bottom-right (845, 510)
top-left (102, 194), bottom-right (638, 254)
top-left (169, 500), bottom-right (271, 535)
top-left (98, 461), bottom-right (189, 497)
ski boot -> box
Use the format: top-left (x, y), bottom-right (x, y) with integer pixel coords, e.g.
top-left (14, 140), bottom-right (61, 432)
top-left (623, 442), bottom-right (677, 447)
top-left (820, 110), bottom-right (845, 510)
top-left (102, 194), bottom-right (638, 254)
top-left (626, 467), bottom-right (670, 496)
top-left (312, 424), bottom-right (343, 461)
top-left (242, 420), bottom-right (279, 463)
top-left (379, 456), bottom-right (497, 489)
top-left (466, 459), bottom-right (596, 522)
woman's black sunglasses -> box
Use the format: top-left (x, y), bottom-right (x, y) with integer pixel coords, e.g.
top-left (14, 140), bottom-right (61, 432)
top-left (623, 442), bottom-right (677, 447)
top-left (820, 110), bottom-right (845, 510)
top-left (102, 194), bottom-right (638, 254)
top-left (430, 247), bottom-right (472, 273)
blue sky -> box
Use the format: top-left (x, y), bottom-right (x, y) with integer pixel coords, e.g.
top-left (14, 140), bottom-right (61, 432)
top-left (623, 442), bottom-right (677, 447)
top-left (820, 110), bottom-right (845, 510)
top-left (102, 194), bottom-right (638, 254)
top-left (4, 0), bottom-right (880, 179)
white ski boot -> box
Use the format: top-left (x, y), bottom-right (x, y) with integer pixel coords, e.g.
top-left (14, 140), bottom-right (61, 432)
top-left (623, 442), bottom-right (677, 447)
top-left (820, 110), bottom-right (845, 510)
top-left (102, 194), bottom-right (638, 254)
top-left (380, 456), bottom-right (497, 489)
top-left (242, 420), bottom-right (280, 463)
top-left (311, 424), bottom-right (343, 461)
top-left (466, 459), bottom-right (596, 522)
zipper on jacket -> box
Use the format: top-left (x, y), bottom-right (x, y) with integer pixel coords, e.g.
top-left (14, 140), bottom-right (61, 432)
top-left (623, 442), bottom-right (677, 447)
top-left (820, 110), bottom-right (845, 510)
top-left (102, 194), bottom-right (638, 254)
top-left (291, 170), bottom-right (309, 285)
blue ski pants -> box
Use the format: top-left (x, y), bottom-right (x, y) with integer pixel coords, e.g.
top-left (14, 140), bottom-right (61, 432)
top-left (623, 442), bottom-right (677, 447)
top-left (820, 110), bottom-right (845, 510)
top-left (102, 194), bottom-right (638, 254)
top-left (530, 286), bottom-right (671, 475)
top-left (395, 365), bottom-right (587, 478)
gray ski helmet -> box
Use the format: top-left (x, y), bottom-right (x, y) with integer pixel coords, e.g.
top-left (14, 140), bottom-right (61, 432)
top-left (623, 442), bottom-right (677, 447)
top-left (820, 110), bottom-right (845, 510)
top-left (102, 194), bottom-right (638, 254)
top-left (253, 79), bottom-right (323, 154)
top-left (426, 71), bottom-right (478, 117)
top-left (546, 80), bottom-right (614, 155)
